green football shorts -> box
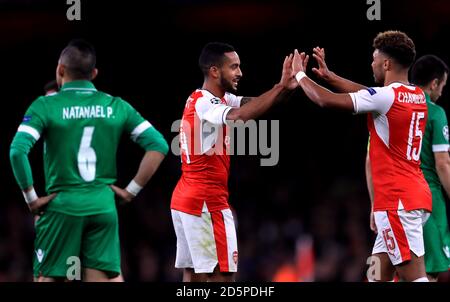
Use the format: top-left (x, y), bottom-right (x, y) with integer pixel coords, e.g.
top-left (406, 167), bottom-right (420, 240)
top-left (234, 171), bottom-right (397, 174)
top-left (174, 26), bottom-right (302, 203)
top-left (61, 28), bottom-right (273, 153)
top-left (423, 186), bottom-right (450, 274)
top-left (33, 210), bottom-right (121, 279)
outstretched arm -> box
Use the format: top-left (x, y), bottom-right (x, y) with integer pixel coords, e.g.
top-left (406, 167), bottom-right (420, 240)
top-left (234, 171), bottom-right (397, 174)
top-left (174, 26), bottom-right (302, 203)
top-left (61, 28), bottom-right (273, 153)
top-left (225, 54), bottom-right (298, 122)
top-left (311, 47), bottom-right (367, 93)
top-left (292, 49), bottom-right (354, 111)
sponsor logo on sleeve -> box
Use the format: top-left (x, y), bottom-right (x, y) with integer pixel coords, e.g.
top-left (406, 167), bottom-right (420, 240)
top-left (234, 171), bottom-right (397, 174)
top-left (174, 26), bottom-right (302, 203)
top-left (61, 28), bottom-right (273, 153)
top-left (366, 87), bottom-right (377, 95)
top-left (23, 115), bottom-right (32, 123)
top-left (209, 97), bottom-right (221, 105)
top-left (443, 125), bottom-right (449, 141)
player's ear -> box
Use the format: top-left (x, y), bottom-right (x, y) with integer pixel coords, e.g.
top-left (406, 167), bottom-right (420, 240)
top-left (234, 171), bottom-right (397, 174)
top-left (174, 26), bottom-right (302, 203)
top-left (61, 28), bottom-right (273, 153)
top-left (383, 58), bottom-right (390, 71)
top-left (209, 66), bottom-right (220, 79)
top-left (56, 64), bottom-right (65, 78)
top-left (91, 68), bottom-right (98, 81)
top-left (430, 78), bottom-right (439, 90)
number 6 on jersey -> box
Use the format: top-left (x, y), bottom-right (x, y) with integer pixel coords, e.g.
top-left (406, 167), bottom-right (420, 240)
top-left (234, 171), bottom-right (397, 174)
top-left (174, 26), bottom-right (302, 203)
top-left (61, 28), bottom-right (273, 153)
top-left (77, 126), bottom-right (97, 181)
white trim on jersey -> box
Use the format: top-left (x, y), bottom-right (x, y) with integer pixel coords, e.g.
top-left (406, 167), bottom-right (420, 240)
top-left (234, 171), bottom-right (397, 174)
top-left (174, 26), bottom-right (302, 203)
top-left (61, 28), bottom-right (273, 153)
top-left (373, 113), bottom-right (390, 147)
top-left (432, 144), bottom-right (450, 152)
top-left (224, 93), bottom-right (243, 108)
top-left (195, 99), bottom-right (232, 125)
top-left (349, 86), bottom-right (395, 115)
top-left (61, 87), bottom-right (97, 92)
top-left (18, 125), bottom-right (41, 141)
top-left (130, 121), bottom-right (152, 141)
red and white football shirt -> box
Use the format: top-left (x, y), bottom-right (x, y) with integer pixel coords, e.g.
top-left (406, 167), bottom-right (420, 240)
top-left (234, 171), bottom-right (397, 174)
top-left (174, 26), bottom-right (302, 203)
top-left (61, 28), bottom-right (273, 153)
top-left (350, 83), bottom-right (432, 212)
top-left (171, 89), bottom-right (242, 216)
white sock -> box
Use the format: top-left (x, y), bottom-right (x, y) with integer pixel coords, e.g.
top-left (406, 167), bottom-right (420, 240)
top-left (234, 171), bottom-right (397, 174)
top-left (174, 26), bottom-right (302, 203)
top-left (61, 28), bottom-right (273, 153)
top-left (412, 277), bottom-right (429, 282)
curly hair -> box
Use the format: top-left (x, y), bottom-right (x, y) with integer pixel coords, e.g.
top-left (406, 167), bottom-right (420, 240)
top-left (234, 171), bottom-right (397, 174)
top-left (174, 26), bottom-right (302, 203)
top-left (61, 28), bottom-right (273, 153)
top-left (373, 30), bottom-right (416, 69)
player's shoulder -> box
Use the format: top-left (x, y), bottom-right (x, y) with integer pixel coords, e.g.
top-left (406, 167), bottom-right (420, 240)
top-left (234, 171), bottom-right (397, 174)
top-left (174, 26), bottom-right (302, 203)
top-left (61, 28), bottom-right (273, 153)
top-left (192, 89), bottom-right (221, 105)
top-left (429, 100), bottom-right (447, 117)
top-left (29, 95), bottom-right (50, 107)
top-left (355, 86), bottom-right (393, 99)
top-left (224, 92), bottom-right (238, 100)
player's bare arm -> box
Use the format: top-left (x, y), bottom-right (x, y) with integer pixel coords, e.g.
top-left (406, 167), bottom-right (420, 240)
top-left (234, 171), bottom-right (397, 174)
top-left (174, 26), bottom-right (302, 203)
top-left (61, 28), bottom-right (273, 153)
top-left (22, 187), bottom-right (57, 214)
top-left (226, 54), bottom-right (297, 121)
top-left (312, 47), bottom-right (366, 93)
top-left (292, 49), bottom-right (354, 111)
top-left (365, 153), bottom-right (377, 234)
top-left (240, 97), bottom-right (253, 106)
top-left (111, 151), bottom-right (166, 203)
top-left (434, 151), bottom-right (450, 198)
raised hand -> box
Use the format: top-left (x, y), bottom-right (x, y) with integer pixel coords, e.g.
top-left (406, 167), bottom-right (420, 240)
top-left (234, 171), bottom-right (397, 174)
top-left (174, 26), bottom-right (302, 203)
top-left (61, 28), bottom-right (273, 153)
top-left (292, 49), bottom-right (309, 75)
top-left (312, 47), bottom-right (332, 80)
top-left (111, 185), bottom-right (134, 204)
top-left (279, 53), bottom-right (299, 90)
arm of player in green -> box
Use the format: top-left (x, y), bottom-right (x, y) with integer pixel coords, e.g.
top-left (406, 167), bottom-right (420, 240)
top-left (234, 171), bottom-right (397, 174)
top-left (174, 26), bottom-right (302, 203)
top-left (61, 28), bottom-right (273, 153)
top-left (10, 131), bottom-right (36, 190)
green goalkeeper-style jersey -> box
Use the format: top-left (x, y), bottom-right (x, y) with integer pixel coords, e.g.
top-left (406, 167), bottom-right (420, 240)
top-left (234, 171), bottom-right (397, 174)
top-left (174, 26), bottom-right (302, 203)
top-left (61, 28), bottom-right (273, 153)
top-left (10, 80), bottom-right (168, 216)
top-left (420, 93), bottom-right (450, 188)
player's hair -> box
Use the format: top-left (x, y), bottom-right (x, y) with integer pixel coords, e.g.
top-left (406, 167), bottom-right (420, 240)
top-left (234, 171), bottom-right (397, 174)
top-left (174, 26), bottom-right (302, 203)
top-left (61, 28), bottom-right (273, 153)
top-left (199, 42), bottom-right (235, 76)
top-left (410, 55), bottom-right (449, 86)
top-left (59, 39), bottom-right (96, 80)
top-left (373, 30), bottom-right (416, 69)
top-left (43, 80), bottom-right (59, 93)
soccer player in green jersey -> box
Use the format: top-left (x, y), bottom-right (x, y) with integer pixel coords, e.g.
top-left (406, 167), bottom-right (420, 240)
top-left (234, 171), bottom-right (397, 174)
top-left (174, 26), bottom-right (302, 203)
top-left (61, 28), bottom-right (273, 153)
top-left (43, 80), bottom-right (59, 96)
top-left (410, 55), bottom-right (450, 281)
top-left (9, 39), bottom-right (169, 282)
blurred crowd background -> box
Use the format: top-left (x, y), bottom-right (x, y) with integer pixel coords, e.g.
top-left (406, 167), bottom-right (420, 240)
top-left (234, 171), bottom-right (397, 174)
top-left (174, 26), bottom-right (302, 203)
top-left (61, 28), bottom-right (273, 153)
top-left (1, 0), bottom-right (450, 281)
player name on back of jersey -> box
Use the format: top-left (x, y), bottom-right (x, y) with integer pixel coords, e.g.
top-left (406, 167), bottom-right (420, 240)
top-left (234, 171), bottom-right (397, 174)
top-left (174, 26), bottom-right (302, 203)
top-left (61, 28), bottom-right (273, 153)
top-left (397, 91), bottom-right (425, 104)
top-left (62, 105), bottom-right (113, 120)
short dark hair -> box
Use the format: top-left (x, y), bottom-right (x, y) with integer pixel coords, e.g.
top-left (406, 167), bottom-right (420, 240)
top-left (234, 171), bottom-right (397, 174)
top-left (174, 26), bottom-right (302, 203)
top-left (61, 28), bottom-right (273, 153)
top-left (43, 80), bottom-right (59, 93)
top-left (373, 30), bottom-right (416, 69)
top-left (59, 39), bottom-right (96, 80)
top-left (410, 55), bottom-right (449, 86)
top-left (198, 42), bottom-right (235, 76)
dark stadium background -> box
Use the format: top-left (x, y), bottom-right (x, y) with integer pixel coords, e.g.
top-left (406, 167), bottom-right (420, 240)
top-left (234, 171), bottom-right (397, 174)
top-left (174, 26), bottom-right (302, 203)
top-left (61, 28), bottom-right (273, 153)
top-left (0, 0), bottom-right (449, 281)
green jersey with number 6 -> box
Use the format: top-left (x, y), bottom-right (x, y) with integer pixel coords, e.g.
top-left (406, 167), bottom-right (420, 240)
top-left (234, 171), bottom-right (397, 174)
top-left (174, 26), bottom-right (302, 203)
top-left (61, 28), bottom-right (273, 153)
top-left (10, 80), bottom-right (168, 216)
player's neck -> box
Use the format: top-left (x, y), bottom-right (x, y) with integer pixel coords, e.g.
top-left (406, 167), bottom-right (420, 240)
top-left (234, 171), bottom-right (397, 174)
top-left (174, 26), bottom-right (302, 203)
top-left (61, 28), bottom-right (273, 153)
top-left (202, 81), bottom-right (225, 98)
top-left (384, 71), bottom-right (409, 87)
top-left (419, 86), bottom-right (432, 97)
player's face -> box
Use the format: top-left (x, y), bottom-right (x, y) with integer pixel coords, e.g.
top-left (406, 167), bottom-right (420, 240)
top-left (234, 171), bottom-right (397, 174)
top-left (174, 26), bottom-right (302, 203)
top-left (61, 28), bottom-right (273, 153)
top-left (219, 51), bottom-right (242, 93)
top-left (371, 49), bottom-right (385, 85)
top-left (430, 72), bottom-right (447, 102)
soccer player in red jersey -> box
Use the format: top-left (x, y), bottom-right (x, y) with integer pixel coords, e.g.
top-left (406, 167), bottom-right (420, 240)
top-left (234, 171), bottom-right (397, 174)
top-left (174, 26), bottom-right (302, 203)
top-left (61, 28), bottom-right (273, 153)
top-left (171, 42), bottom-right (297, 282)
top-left (291, 31), bottom-right (431, 282)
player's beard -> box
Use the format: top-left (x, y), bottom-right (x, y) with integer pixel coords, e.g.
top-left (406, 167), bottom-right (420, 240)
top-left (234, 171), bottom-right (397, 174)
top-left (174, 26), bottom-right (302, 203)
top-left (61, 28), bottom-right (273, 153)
top-left (373, 72), bottom-right (384, 85)
top-left (220, 76), bottom-right (237, 93)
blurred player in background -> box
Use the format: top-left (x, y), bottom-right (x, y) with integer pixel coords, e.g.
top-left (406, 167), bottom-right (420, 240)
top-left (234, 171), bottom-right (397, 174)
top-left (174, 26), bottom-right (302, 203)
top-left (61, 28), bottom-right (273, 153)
top-left (291, 30), bottom-right (431, 281)
top-left (43, 80), bottom-right (59, 96)
top-left (10, 39), bottom-right (169, 281)
top-left (171, 42), bottom-right (297, 282)
top-left (410, 55), bottom-right (450, 281)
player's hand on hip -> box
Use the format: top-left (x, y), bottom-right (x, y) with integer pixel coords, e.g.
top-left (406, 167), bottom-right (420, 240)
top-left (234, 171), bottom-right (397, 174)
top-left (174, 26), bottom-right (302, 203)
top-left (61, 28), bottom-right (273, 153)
top-left (279, 53), bottom-right (298, 90)
top-left (369, 210), bottom-right (377, 234)
top-left (28, 193), bottom-right (57, 215)
top-left (311, 47), bottom-right (332, 80)
top-left (111, 185), bottom-right (134, 204)
top-left (292, 49), bottom-right (309, 75)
